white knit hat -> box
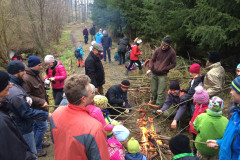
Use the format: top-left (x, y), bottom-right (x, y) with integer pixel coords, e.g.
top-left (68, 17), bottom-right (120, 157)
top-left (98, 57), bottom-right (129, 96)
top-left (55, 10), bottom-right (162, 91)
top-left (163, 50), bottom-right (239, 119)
top-left (44, 55), bottom-right (55, 63)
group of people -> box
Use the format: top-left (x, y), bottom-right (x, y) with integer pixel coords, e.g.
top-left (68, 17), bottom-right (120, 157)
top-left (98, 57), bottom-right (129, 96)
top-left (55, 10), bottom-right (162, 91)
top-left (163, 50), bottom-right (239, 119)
top-left (1, 28), bottom-right (240, 160)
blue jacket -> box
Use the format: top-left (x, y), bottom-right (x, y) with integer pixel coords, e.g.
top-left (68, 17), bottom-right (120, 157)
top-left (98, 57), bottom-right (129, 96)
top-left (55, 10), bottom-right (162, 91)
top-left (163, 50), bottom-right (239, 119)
top-left (95, 32), bottom-right (103, 44)
top-left (5, 75), bottom-right (49, 135)
top-left (125, 152), bottom-right (147, 160)
top-left (217, 108), bottom-right (240, 160)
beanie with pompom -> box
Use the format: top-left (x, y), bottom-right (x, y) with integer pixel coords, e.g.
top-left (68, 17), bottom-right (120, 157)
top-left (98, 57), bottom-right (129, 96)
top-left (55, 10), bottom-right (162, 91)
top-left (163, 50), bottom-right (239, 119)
top-left (193, 86), bottom-right (209, 104)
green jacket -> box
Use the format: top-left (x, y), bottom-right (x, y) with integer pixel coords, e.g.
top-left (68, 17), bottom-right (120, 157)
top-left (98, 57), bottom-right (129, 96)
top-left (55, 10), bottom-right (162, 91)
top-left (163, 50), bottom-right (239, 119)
top-left (193, 109), bottom-right (228, 156)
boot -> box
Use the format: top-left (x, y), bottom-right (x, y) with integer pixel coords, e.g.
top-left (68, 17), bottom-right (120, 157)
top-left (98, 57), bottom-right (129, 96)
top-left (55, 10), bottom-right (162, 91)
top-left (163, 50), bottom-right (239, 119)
top-left (139, 70), bottom-right (143, 74)
top-left (125, 70), bottom-right (129, 75)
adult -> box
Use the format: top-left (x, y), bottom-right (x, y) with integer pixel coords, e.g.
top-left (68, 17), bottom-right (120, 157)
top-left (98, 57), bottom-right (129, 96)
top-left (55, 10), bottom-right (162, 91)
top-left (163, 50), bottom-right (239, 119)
top-left (117, 37), bottom-right (131, 65)
top-left (95, 28), bottom-right (103, 44)
top-left (207, 77), bottom-right (240, 160)
top-left (125, 38), bottom-right (143, 75)
top-left (154, 80), bottom-right (187, 130)
top-left (5, 60), bottom-right (50, 156)
top-left (203, 51), bottom-right (225, 97)
top-left (85, 43), bottom-right (105, 95)
top-left (50, 74), bottom-right (110, 160)
top-left (83, 26), bottom-right (89, 44)
top-left (106, 80), bottom-right (131, 116)
top-left (101, 30), bottom-right (112, 63)
top-left (0, 70), bottom-right (37, 160)
top-left (147, 36), bottom-right (176, 108)
top-left (228, 63), bottom-right (240, 119)
top-left (44, 55), bottom-right (67, 105)
top-left (22, 56), bottom-right (50, 157)
top-left (90, 24), bottom-right (96, 41)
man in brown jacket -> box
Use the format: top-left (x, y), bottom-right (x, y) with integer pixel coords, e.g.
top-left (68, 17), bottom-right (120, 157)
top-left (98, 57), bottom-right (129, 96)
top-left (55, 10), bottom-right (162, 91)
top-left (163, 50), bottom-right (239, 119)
top-left (22, 56), bottom-right (50, 157)
top-left (147, 37), bottom-right (176, 109)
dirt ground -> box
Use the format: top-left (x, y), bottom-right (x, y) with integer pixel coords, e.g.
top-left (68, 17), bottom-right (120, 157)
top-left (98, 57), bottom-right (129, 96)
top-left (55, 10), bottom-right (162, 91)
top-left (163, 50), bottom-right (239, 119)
top-left (39, 23), bottom-right (200, 160)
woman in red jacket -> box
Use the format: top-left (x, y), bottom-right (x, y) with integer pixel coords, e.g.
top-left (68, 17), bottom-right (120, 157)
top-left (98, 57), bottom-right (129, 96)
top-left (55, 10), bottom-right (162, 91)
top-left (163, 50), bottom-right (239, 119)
top-left (125, 38), bottom-right (143, 75)
top-left (44, 55), bottom-right (67, 105)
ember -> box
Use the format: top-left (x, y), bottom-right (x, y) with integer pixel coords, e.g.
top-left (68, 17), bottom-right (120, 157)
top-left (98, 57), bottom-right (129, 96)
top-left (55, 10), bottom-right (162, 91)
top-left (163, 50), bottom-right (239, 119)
top-left (137, 109), bottom-right (163, 159)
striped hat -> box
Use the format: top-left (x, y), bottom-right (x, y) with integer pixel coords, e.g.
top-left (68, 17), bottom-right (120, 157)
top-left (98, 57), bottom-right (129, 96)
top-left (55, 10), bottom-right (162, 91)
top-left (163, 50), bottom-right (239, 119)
top-left (232, 77), bottom-right (240, 94)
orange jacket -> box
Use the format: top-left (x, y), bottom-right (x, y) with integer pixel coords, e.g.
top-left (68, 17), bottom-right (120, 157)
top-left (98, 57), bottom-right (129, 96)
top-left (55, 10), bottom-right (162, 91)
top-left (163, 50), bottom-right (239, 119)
top-left (130, 44), bottom-right (141, 60)
top-left (50, 104), bottom-right (110, 160)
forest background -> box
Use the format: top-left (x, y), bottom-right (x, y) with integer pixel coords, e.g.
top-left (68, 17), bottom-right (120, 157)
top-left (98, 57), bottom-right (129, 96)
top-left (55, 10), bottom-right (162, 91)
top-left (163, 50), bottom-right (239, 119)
top-left (0, 0), bottom-right (240, 72)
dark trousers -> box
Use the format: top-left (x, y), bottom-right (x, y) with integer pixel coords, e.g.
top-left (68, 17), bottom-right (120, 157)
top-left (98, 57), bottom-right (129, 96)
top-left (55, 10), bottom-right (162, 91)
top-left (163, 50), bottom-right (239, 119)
top-left (52, 88), bottom-right (64, 105)
top-left (103, 48), bottom-right (111, 62)
top-left (118, 51), bottom-right (126, 65)
top-left (127, 60), bottom-right (142, 70)
top-left (84, 35), bottom-right (88, 44)
top-left (192, 133), bottom-right (197, 154)
top-left (108, 104), bottom-right (125, 116)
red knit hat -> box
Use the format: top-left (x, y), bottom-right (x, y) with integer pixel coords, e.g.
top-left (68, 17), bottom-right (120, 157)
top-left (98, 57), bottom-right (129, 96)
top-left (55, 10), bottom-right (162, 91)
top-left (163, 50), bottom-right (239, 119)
top-left (189, 63), bottom-right (200, 74)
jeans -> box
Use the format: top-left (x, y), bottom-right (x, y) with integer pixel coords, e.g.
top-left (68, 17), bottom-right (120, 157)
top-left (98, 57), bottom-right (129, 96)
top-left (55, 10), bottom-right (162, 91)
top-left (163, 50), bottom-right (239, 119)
top-left (103, 48), bottom-right (111, 62)
top-left (91, 34), bottom-right (94, 41)
top-left (23, 131), bottom-right (37, 155)
top-left (150, 74), bottom-right (167, 107)
top-left (33, 120), bottom-right (48, 151)
top-left (118, 51), bottom-right (126, 65)
top-left (84, 35), bottom-right (88, 44)
top-left (52, 88), bottom-right (63, 105)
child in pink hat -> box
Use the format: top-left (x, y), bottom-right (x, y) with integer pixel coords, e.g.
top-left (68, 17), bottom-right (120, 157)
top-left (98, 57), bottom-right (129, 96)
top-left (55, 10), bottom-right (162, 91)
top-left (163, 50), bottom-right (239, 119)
top-left (190, 85), bottom-right (209, 154)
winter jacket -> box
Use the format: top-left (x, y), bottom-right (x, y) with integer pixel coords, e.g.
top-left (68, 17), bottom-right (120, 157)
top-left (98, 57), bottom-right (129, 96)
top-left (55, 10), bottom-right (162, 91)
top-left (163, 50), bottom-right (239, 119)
top-left (95, 32), bottom-right (103, 44)
top-left (130, 44), bottom-right (141, 60)
top-left (90, 26), bottom-right (96, 35)
top-left (204, 62), bottom-right (225, 97)
top-left (23, 68), bottom-right (49, 111)
top-left (44, 61), bottom-right (67, 89)
top-left (189, 102), bottom-right (209, 134)
top-left (101, 34), bottom-right (112, 48)
top-left (102, 109), bottom-right (119, 137)
top-left (160, 90), bottom-right (186, 121)
top-left (125, 152), bottom-right (147, 160)
top-left (50, 103), bottom-right (110, 160)
top-left (106, 84), bottom-right (131, 108)
top-left (149, 47), bottom-right (176, 76)
top-left (5, 75), bottom-right (48, 135)
top-left (83, 28), bottom-right (88, 36)
top-left (0, 99), bottom-right (37, 160)
top-left (216, 109), bottom-right (240, 160)
top-left (86, 104), bottom-right (114, 132)
top-left (172, 153), bottom-right (199, 160)
top-left (118, 37), bottom-right (131, 53)
top-left (228, 102), bottom-right (240, 119)
top-left (85, 51), bottom-right (105, 88)
top-left (108, 137), bottom-right (125, 160)
top-left (180, 75), bottom-right (204, 102)
top-left (193, 110), bottom-right (228, 156)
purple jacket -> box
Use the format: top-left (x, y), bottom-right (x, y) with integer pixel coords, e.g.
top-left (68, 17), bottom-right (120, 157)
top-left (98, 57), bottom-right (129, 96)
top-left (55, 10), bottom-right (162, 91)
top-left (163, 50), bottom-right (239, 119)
top-left (44, 61), bottom-right (67, 89)
top-left (83, 28), bottom-right (88, 36)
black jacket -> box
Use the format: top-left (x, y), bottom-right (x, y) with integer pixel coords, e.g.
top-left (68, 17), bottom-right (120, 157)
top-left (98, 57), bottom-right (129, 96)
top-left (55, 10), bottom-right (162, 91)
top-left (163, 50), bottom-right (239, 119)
top-left (85, 51), bottom-right (105, 88)
top-left (105, 84), bottom-right (130, 108)
top-left (90, 26), bottom-right (96, 35)
top-left (0, 99), bottom-right (36, 160)
top-left (118, 37), bottom-right (131, 53)
top-left (101, 34), bottom-right (112, 48)
top-left (5, 75), bottom-right (48, 135)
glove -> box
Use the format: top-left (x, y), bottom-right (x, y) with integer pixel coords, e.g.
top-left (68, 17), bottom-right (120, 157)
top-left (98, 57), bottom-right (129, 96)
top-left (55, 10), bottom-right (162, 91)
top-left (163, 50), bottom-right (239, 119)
top-left (26, 97), bottom-right (32, 106)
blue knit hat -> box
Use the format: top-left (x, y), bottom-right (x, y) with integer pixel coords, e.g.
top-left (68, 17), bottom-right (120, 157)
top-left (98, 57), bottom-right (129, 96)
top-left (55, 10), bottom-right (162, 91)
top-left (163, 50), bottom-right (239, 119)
top-left (112, 125), bottom-right (130, 142)
top-left (7, 60), bottom-right (25, 75)
top-left (232, 77), bottom-right (240, 94)
top-left (28, 56), bottom-right (42, 67)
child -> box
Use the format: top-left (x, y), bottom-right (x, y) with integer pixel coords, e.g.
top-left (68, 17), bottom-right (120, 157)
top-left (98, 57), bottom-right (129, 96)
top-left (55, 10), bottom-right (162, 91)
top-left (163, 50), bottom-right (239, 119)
top-left (193, 96), bottom-right (228, 160)
top-left (189, 86), bottom-right (209, 154)
top-left (169, 134), bottom-right (198, 160)
top-left (108, 125), bottom-right (130, 160)
top-left (74, 46), bottom-right (84, 67)
top-left (86, 89), bottom-right (115, 133)
top-left (125, 137), bottom-right (147, 160)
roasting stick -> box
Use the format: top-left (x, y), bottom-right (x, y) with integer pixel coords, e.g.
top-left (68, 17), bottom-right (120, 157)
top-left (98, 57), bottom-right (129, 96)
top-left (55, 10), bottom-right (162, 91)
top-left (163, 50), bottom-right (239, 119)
top-left (151, 98), bottom-right (193, 120)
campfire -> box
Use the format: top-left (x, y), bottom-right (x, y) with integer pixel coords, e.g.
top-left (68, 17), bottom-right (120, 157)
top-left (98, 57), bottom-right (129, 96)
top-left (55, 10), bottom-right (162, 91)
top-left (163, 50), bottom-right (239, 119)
top-left (137, 109), bottom-right (165, 159)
